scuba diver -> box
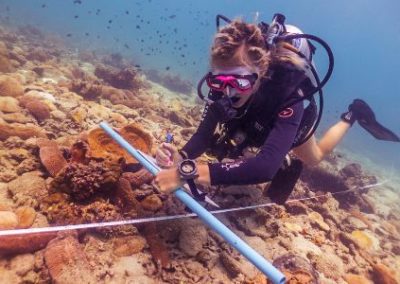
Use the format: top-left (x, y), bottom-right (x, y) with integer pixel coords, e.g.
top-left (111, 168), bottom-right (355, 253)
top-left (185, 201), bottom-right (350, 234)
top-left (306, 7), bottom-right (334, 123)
top-left (154, 14), bottom-right (399, 204)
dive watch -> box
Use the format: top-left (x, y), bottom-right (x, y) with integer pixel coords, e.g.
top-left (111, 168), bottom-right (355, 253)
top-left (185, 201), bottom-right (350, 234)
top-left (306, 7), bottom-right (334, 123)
top-left (178, 159), bottom-right (199, 180)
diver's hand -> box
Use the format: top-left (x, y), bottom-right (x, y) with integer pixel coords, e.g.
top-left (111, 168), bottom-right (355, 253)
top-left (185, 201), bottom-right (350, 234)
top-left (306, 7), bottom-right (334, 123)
top-left (155, 142), bottom-right (180, 168)
top-left (154, 168), bottom-right (183, 194)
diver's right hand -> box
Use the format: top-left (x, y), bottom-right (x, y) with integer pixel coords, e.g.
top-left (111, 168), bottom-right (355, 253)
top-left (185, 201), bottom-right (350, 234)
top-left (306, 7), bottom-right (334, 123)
top-left (155, 142), bottom-right (180, 168)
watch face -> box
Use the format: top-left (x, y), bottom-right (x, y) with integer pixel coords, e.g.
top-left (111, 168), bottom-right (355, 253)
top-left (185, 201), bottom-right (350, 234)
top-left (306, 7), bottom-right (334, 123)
top-left (181, 161), bottom-right (194, 174)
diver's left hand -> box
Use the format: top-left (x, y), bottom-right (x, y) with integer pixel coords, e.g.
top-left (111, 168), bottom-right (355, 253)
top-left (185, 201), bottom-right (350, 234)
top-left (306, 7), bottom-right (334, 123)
top-left (154, 167), bottom-right (183, 194)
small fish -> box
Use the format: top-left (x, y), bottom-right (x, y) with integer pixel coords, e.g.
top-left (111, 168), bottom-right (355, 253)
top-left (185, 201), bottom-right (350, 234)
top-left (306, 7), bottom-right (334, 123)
top-left (169, 15), bottom-right (176, 19)
top-left (124, 43), bottom-right (130, 49)
top-left (41, 4), bottom-right (46, 8)
top-left (125, 10), bottom-right (129, 15)
top-left (134, 64), bottom-right (141, 68)
top-left (66, 33), bottom-right (72, 37)
top-left (136, 25), bottom-right (140, 29)
top-left (165, 66), bottom-right (170, 70)
top-left (85, 32), bottom-right (89, 36)
top-left (73, 0), bottom-right (82, 4)
top-left (74, 15), bottom-right (79, 19)
top-left (108, 19), bottom-right (112, 24)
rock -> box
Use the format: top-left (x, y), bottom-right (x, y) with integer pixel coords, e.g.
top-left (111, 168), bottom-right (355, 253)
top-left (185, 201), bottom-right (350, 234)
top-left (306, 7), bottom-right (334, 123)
top-left (9, 254), bottom-right (35, 276)
top-left (0, 211), bottom-right (18, 229)
top-left (0, 96), bottom-right (21, 112)
top-left (15, 206), bottom-right (36, 228)
top-left (113, 235), bottom-right (147, 257)
top-left (179, 219), bottom-right (208, 257)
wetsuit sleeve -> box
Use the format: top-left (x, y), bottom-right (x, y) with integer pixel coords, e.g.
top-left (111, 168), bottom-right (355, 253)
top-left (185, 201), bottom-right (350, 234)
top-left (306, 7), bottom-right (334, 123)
top-left (208, 101), bottom-right (304, 185)
top-left (180, 103), bottom-right (221, 159)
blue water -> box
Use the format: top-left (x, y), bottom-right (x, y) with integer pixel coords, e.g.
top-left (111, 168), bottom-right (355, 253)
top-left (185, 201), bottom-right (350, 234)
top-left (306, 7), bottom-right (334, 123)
top-left (1, 0), bottom-right (399, 170)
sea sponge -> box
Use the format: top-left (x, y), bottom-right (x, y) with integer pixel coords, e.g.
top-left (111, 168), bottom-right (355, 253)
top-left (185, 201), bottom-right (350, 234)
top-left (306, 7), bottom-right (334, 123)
top-left (37, 138), bottom-right (67, 177)
top-left (87, 123), bottom-right (152, 163)
top-left (0, 75), bottom-right (24, 97)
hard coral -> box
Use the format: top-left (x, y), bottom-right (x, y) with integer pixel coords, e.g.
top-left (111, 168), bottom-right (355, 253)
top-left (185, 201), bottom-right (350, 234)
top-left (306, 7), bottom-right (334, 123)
top-left (95, 65), bottom-right (141, 90)
top-left (37, 138), bottom-right (67, 177)
top-left (0, 121), bottom-right (46, 141)
top-left (44, 235), bottom-right (95, 283)
top-left (19, 97), bottom-right (51, 122)
top-left (0, 75), bottom-right (24, 97)
top-left (49, 160), bottom-right (121, 201)
top-left (87, 123), bottom-right (152, 163)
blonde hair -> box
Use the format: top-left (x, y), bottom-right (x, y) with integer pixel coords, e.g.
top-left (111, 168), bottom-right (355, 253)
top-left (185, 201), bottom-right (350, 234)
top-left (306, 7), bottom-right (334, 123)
top-left (210, 19), bottom-right (307, 80)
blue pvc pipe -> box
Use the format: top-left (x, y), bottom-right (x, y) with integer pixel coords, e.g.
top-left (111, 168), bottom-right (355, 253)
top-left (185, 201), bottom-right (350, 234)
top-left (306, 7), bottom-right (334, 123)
top-left (100, 122), bottom-right (285, 284)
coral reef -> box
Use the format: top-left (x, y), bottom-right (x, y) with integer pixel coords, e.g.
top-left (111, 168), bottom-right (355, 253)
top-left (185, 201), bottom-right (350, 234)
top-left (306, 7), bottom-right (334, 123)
top-left (95, 65), bottom-right (142, 90)
top-left (0, 22), bottom-right (399, 284)
top-left (87, 123), bottom-right (153, 163)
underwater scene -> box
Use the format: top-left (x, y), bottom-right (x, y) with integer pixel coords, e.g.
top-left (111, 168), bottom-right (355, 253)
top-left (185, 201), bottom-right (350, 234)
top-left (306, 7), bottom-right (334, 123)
top-left (0, 0), bottom-right (399, 283)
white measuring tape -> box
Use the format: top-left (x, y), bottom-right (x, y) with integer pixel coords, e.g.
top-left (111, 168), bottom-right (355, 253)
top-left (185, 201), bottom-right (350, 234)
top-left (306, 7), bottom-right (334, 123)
top-left (0, 180), bottom-right (387, 237)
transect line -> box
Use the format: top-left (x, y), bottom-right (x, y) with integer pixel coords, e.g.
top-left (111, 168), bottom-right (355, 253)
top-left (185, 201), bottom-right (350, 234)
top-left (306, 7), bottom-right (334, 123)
top-left (0, 180), bottom-right (387, 237)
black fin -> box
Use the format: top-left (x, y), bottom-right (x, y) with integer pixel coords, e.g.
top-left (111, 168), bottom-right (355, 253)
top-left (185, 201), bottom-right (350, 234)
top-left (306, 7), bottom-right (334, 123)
top-left (358, 119), bottom-right (400, 142)
top-left (266, 159), bottom-right (303, 204)
top-left (351, 99), bottom-right (400, 142)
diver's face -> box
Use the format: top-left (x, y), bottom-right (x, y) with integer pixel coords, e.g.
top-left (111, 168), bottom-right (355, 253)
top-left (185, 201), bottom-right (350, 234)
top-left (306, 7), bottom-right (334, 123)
top-left (212, 66), bottom-right (259, 108)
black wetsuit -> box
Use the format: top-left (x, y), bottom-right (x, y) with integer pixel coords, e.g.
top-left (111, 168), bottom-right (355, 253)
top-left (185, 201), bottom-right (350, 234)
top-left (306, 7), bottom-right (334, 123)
top-left (182, 66), bottom-right (308, 186)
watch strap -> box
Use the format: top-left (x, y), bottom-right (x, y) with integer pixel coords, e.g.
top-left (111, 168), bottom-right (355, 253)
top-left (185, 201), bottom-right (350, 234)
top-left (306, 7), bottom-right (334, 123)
top-left (187, 179), bottom-right (207, 201)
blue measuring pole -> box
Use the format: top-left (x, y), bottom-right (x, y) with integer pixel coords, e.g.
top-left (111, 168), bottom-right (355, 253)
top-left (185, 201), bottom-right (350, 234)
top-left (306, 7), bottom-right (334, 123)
top-left (100, 122), bottom-right (285, 284)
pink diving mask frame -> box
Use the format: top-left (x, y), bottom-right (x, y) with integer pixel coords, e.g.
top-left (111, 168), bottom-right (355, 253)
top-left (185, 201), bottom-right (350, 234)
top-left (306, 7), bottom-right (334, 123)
top-left (206, 72), bottom-right (258, 94)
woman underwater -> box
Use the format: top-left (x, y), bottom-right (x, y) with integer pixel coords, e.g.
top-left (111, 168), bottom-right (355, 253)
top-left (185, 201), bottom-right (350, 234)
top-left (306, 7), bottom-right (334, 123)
top-left (153, 16), bottom-right (399, 204)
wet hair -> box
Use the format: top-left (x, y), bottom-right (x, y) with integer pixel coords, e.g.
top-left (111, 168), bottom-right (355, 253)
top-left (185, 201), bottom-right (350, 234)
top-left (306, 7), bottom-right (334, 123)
top-left (210, 19), bottom-right (307, 80)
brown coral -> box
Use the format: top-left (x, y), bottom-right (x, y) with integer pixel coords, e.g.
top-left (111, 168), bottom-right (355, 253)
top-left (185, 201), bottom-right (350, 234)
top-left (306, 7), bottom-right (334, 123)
top-left (49, 160), bottom-right (121, 201)
top-left (44, 235), bottom-right (95, 284)
top-left (19, 97), bottom-right (51, 122)
top-left (0, 122), bottom-right (46, 140)
top-left (271, 254), bottom-right (319, 284)
top-left (95, 65), bottom-right (141, 90)
top-left (113, 235), bottom-right (147, 257)
top-left (87, 123), bottom-right (152, 163)
top-left (0, 75), bottom-right (24, 97)
top-left (0, 232), bottom-right (57, 255)
top-left (37, 138), bottom-right (67, 177)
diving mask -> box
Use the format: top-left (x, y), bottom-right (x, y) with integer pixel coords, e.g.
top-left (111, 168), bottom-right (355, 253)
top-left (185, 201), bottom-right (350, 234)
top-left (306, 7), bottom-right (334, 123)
top-left (205, 72), bottom-right (258, 94)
